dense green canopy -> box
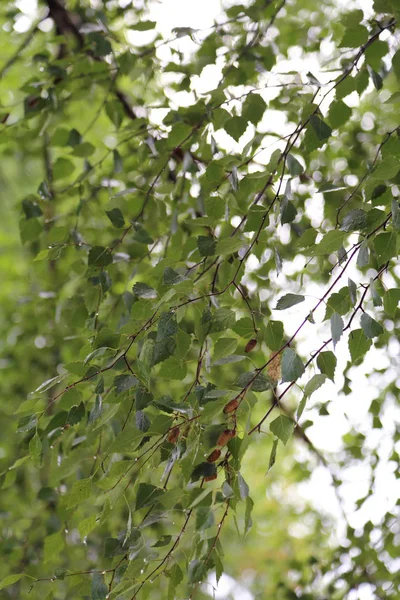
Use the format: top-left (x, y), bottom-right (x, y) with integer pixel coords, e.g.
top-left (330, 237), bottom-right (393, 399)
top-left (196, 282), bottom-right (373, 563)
top-left (0, 0), bottom-right (399, 598)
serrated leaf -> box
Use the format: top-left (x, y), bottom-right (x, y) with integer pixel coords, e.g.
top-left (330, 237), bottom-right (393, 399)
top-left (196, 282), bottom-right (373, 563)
top-left (317, 351), bottom-right (336, 381)
top-left (304, 374), bottom-right (327, 398)
top-left (265, 320), bottom-right (284, 350)
top-left (191, 462), bottom-right (217, 481)
top-left (328, 100), bottom-right (352, 129)
top-left (88, 246), bottom-right (113, 267)
top-left (330, 312), bottom-right (344, 348)
top-left (136, 483), bottom-right (164, 510)
top-left (348, 278), bottom-right (357, 305)
top-left (383, 288), bottom-right (400, 316)
top-left (281, 348), bottom-right (305, 383)
top-left (232, 317), bottom-right (254, 337)
top-left (242, 93), bottom-right (267, 125)
top-left (270, 415), bottom-right (294, 445)
top-left (286, 154), bottom-right (304, 176)
top-left (213, 337), bottom-right (237, 360)
top-left (360, 312), bottom-right (383, 338)
top-left (340, 209), bottom-right (367, 232)
top-left (216, 237), bottom-right (243, 255)
top-left (348, 329), bottom-right (372, 362)
top-left (157, 312), bottom-right (178, 341)
top-left (197, 235), bottom-right (216, 256)
top-left (374, 232), bottom-right (397, 264)
top-left (225, 116), bottom-right (247, 141)
top-left (236, 371), bottom-right (274, 392)
top-left (65, 478), bottom-right (92, 508)
top-left (237, 472), bottom-right (249, 499)
top-left (357, 241), bottom-right (369, 268)
top-left (91, 573), bottom-right (108, 600)
top-left (309, 114), bottom-right (332, 141)
top-left (133, 282), bottom-right (158, 299)
top-left (106, 208), bottom-right (125, 228)
top-left (314, 231), bottom-right (348, 255)
top-left (114, 375), bottom-right (138, 394)
top-left (275, 294), bottom-right (304, 310)
top-left (158, 356), bottom-right (187, 379)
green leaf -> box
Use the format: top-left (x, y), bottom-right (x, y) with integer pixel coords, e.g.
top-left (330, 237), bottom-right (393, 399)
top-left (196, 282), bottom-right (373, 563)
top-left (216, 237), bottom-right (244, 255)
top-left (348, 329), bottom-right (372, 362)
top-left (136, 484), bottom-right (164, 510)
top-left (133, 223), bottom-right (154, 244)
top-left (280, 198), bottom-right (297, 224)
top-left (327, 100), bottom-right (352, 129)
top-left (53, 157), bottom-right (75, 180)
top-left (164, 267), bottom-right (185, 285)
top-left (317, 351), bottom-right (337, 381)
top-left (383, 288), bottom-right (400, 316)
top-left (132, 20), bottom-right (156, 31)
top-left (304, 374), bottom-right (327, 398)
top-left (232, 317), bottom-right (254, 337)
top-left (340, 209), bottom-right (367, 232)
top-left (65, 478), bottom-right (92, 508)
top-left (267, 439), bottom-right (278, 472)
top-left (242, 93), bottom-right (267, 125)
top-left (340, 25), bottom-right (368, 48)
top-left (286, 154), bottom-right (304, 176)
top-left (237, 472), bottom-right (249, 499)
top-left (191, 462), bottom-right (217, 481)
top-left (167, 564), bottom-right (183, 600)
top-left (157, 312), bottom-right (178, 341)
top-left (88, 246), bottom-right (113, 267)
top-left (275, 294), bottom-right (304, 310)
top-left (236, 371), bottom-right (275, 392)
top-left (225, 116), bottom-right (248, 141)
top-left (0, 574), bottom-right (24, 591)
top-left (213, 337), bottom-right (238, 360)
top-left (72, 142), bottom-right (95, 157)
top-left (265, 320), bottom-right (284, 351)
top-left (360, 312), bottom-right (383, 338)
top-left (167, 122), bottom-right (192, 147)
top-left (374, 233), bottom-right (397, 264)
top-left (91, 573), bottom-right (108, 600)
top-left (281, 348), bottom-right (305, 383)
top-left (330, 312), bottom-right (344, 348)
top-left (106, 208), bottom-right (125, 228)
top-left (309, 115), bottom-right (332, 141)
top-left (270, 415), bottom-right (294, 445)
top-left (371, 157), bottom-right (399, 180)
top-left (197, 235), bottom-right (216, 256)
top-left (392, 49), bottom-right (400, 80)
top-left (357, 241), bottom-right (369, 268)
top-left (158, 356), bottom-right (187, 379)
top-left (114, 375), bottom-right (138, 394)
top-left (324, 287), bottom-right (352, 319)
top-left (313, 231), bottom-right (348, 255)
top-left (133, 282), bottom-right (158, 299)
top-left (348, 278), bottom-right (357, 305)
top-left (296, 228), bottom-right (317, 248)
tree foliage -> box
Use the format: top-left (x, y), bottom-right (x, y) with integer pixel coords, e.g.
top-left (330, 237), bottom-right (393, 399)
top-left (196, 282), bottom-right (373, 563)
top-left (0, 0), bottom-right (399, 598)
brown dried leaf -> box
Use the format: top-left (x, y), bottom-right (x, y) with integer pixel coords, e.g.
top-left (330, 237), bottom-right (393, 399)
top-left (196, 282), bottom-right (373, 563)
top-left (268, 353), bottom-right (281, 381)
top-left (216, 429), bottom-right (236, 447)
top-left (167, 427), bottom-right (179, 444)
top-left (207, 449), bottom-right (222, 463)
top-left (245, 338), bottom-right (257, 353)
top-left (223, 398), bottom-right (239, 414)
